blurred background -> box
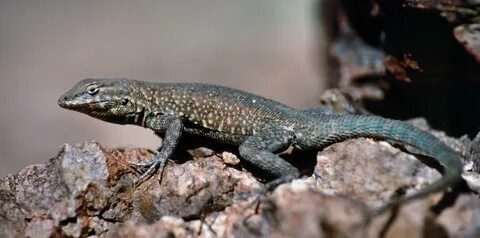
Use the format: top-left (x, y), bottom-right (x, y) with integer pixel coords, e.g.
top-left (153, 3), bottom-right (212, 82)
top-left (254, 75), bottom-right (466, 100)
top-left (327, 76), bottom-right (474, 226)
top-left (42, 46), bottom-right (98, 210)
top-left (0, 0), bottom-right (323, 176)
top-left (3, 0), bottom-right (479, 177)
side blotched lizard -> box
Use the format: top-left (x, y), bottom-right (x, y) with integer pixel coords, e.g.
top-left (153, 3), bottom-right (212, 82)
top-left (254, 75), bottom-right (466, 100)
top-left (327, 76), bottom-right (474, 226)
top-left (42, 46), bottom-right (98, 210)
top-left (58, 78), bottom-right (463, 210)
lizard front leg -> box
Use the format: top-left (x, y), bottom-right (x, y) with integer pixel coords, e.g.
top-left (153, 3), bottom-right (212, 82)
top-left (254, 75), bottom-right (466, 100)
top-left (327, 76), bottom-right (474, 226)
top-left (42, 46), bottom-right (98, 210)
top-left (131, 115), bottom-right (183, 186)
top-left (238, 126), bottom-right (300, 194)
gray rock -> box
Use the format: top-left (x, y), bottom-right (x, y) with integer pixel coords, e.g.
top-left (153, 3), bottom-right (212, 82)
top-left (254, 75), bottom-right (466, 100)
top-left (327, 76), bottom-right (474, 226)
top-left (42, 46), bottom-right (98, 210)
top-left (1, 133), bottom-right (479, 237)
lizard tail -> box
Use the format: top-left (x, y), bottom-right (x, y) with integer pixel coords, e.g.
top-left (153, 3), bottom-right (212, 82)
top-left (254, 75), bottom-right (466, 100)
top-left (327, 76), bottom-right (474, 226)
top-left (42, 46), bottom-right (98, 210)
top-left (318, 114), bottom-right (463, 205)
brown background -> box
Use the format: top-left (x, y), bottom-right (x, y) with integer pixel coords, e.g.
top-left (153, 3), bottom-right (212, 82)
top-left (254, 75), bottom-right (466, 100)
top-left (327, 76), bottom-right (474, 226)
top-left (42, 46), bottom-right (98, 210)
top-left (0, 0), bottom-right (325, 176)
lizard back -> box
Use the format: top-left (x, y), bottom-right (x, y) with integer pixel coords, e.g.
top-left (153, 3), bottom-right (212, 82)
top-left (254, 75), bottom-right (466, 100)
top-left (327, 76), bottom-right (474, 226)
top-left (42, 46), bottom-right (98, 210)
top-left (143, 82), bottom-right (305, 137)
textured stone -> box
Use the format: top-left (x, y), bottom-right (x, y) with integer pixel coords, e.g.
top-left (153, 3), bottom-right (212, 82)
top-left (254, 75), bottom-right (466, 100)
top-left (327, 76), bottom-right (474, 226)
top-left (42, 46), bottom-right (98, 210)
top-left (1, 133), bottom-right (478, 237)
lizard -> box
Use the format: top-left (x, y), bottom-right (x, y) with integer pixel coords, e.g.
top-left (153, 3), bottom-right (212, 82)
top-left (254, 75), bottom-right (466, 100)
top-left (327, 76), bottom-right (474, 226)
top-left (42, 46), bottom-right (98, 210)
top-left (58, 78), bottom-right (463, 210)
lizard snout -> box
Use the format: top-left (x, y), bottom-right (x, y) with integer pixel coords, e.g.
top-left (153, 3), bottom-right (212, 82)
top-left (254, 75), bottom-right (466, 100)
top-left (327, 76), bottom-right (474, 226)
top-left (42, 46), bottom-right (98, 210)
top-left (58, 94), bottom-right (71, 108)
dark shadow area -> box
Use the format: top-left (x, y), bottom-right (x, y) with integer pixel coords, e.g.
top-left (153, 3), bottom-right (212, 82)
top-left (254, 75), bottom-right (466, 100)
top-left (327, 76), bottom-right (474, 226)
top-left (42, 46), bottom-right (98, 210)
top-left (334, 0), bottom-right (480, 137)
top-left (367, 1), bottom-right (480, 137)
top-left (169, 132), bottom-right (319, 182)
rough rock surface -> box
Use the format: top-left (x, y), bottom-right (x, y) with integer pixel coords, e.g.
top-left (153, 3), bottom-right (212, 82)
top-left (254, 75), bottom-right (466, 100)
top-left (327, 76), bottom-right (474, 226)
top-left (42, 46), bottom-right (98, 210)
top-left (0, 141), bottom-right (260, 237)
top-left (1, 128), bottom-right (479, 237)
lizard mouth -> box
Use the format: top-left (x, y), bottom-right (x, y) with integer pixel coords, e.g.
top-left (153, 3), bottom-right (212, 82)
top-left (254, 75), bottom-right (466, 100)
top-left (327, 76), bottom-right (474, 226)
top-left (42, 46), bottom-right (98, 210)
top-left (58, 97), bottom-right (111, 111)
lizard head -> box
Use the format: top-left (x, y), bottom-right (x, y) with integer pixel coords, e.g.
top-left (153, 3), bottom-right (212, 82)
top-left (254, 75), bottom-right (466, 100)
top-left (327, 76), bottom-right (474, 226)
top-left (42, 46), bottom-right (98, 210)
top-left (58, 78), bottom-right (139, 124)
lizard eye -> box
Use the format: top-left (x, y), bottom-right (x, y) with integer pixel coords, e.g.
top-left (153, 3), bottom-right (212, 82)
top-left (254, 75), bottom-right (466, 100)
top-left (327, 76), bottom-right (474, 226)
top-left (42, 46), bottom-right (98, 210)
top-left (87, 85), bottom-right (99, 95)
top-left (121, 98), bottom-right (129, 105)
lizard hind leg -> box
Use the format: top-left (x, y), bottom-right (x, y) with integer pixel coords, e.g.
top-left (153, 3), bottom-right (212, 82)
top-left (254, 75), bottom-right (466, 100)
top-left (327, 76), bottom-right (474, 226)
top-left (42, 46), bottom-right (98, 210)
top-left (237, 126), bottom-right (300, 202)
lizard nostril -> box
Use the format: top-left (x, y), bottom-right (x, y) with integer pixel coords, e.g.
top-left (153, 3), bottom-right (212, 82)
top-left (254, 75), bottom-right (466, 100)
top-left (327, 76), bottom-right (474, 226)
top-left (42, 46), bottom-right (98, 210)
top-left (58, 95), bottom-right (68, 107)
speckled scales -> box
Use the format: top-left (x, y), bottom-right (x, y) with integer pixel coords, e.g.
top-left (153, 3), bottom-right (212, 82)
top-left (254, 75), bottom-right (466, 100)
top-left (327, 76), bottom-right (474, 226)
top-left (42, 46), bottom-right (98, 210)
top-left (58, 78), bottom-right (464, 209)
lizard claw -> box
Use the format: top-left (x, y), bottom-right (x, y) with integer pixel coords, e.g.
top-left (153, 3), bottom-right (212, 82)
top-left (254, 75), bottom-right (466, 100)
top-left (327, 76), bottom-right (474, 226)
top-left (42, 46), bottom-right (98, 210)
top-left (130, 151), bottom-right (169, 187)
top-left (129, 149), bottom-right (159, 169)
top-left (132, 160), bottom-right (161, 187)
top-left (130, 159), bottom-right (156, 168)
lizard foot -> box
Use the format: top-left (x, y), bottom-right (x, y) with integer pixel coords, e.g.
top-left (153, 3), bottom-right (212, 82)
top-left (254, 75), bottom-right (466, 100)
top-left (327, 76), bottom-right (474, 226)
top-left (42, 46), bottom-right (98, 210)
top-left (129, 149), bottom-right (159, 169)
top-left (129, 151), bottom-right (169, 187)
top-left (132, 161), bottom-right (160, 187)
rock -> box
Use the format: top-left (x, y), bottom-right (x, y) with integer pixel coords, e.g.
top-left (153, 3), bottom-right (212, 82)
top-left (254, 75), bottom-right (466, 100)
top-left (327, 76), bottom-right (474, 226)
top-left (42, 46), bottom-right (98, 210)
top-left (0, 141), bottom-right (113, 238)
top-left (469, 131), bottom-right (480, 173)
top-left (219, 151), bottom-right (241, 166)
top-left (0, 141), bottom-right (260, 237)
top-left (1, 133), bottom-right (479, 237)
top-left (113, 217), bottom-right (192, 238)
top-left (263, 184), bottom-right (370, 238)
top-left (329, 31), bottom-right (386, 101)
top-left (454, 24), bottom-right (480, 63)
top-left (313, 138), bottom-right (441, 209)
top-left (437, 194), bottom-right (480, 237)
top-left (130, 151), bottom-right (260, 223)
